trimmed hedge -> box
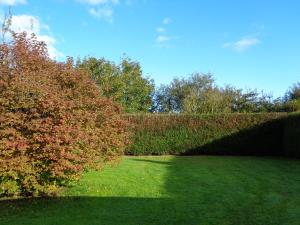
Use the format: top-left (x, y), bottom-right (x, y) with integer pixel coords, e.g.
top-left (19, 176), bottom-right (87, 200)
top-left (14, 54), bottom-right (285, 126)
top-left (283, 113), bottom-right (300, 158)
top-left (125, 113), bottom-right (299, 158)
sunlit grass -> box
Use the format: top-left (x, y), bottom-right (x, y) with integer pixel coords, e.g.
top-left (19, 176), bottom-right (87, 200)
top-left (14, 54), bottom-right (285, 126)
top-left (1, 156), bottom-right (299, 225)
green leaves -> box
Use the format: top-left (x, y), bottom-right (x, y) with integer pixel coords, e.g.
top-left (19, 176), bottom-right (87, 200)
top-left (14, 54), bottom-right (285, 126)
top-left (125, 113), bottom-right (289, 156)
top-left (77, 57), bottom-right (154, 113)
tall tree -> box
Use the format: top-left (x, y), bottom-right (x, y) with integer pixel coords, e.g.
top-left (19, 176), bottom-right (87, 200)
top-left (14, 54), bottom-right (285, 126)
top-left (284, 82), bottom-right (300, 112)
top-left (77, 57), bottom-right (154, 113)
top-left (152, 73), bottom-right (215, 113)
top-left (285, 82), bottom-right (300, 100)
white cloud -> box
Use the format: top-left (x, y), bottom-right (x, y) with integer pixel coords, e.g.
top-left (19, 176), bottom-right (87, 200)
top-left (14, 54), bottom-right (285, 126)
top-left (38, 35), bottom-right (63, 59)
top-left (1, 14), bottom-right (63, 59)
top-left (89, 7), bottom-right (113, 22)
top-left (79, 0), bottom-right (119, 5)
top-left (157, 35), bottom-right (170, 43)
top-left (10, 15), bottom-right (41, 34)
top-left (156, 27), bottom-right (165, 33)
top-left (163, 17), bottom-right (172, 25)
top-left (155, 35), bottom-right (173, 48)
top-left (154, 17), bottom-right (175, 48)
top-left (79, 0), bottom-right (121, 22)
top-left (223, 37), bottom-right (261, 52)
top-left (0, 0), bottom-right (26, 5)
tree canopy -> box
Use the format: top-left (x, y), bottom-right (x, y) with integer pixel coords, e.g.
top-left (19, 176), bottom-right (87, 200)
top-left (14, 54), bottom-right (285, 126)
top-left (77, 57), bottom-right (154, 113)
top-left (152, 73), bottom-right (291, 114)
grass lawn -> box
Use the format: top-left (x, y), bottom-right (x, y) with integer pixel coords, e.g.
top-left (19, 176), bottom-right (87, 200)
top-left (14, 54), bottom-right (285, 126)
top-left (0, 156), bottom-right (300, 225)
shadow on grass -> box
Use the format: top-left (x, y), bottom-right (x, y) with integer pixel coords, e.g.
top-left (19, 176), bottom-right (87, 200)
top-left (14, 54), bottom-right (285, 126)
top-left (1, 156), bottom-right (300, 225)
top-left (0, 197), bottom-right (176, 225)
top-left (1, 115), bottom-right (299, 225)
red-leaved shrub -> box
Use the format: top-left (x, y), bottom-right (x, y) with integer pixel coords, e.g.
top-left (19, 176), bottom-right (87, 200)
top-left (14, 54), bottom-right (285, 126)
top-left (0, 33), bottom-right (129, 197)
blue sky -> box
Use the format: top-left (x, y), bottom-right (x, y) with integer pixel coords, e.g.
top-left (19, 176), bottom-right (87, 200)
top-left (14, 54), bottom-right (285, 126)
top-left (0, 0), bottom-right (299, 97)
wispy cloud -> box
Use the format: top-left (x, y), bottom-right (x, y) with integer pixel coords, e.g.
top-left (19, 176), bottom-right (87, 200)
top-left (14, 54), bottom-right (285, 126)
top-left (0, 14), bottom-right (63, 59)
top-left (223, 37), bottom-right (261, 52)
top-left (79, 0), bottom-right (119, 5)
top-left (157, 35), bottom-right (171, 43)
top-left (89, 7), bottom-right (113, 22)
top-left (163, 17), bottom-right (172, 25)
top-left (0, 0), bottom-right (26, 5)
top-left (79, 0), bottom-right (123, 22)
top-left (154, 17), bottom-right (175, 48)
top-left (156, 27), bottom-right (165, 33)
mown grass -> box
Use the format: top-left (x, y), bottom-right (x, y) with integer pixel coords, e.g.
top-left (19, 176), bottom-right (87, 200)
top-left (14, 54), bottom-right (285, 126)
top-left (1, 156), bottom-right (300, 225)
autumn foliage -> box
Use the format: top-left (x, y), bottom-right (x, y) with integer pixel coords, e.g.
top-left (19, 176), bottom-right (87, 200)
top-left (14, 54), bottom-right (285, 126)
top-left (0, 33), bottom-right (129, 197)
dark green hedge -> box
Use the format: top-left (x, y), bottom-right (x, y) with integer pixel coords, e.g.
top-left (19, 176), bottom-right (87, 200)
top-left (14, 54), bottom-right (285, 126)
top-left (283, 113), bottom-right (300, 158)
top-left (125, 113), bottom-right (299, 158)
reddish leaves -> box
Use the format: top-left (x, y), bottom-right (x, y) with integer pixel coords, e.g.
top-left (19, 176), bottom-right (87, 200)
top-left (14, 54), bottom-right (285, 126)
top-left (0, 33), bottom-right (129, 197)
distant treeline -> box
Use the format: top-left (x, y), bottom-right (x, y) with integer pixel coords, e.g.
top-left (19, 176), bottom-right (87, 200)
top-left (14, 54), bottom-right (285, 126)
top-left (77, 57), bottom-right (300, 114)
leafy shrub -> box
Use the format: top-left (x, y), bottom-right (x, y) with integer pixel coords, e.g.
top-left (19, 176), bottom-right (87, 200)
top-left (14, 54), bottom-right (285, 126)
top-left (125, 113), bottom-right (292, 156)
top-left (0, 33), bottom-right (129, 197)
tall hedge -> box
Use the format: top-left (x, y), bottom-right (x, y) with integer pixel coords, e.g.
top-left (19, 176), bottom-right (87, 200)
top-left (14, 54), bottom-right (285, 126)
top-left (283, 113), bottom-right (300, 158)
top-left (125, 113), bottom-right (295, 156)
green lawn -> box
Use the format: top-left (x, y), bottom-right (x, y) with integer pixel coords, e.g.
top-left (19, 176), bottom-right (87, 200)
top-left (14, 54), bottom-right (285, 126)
top-left (1, 156), bottom-right (300, 225)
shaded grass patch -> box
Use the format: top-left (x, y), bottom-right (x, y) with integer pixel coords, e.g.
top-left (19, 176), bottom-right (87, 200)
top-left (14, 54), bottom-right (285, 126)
top-left (1, 156), bottom-right (300, 225)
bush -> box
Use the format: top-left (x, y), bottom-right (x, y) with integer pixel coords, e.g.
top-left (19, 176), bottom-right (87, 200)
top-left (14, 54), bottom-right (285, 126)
top-left (0, 33), bottom-right (129, 197)
top-left (125, 113), bottom-right (292, 156)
